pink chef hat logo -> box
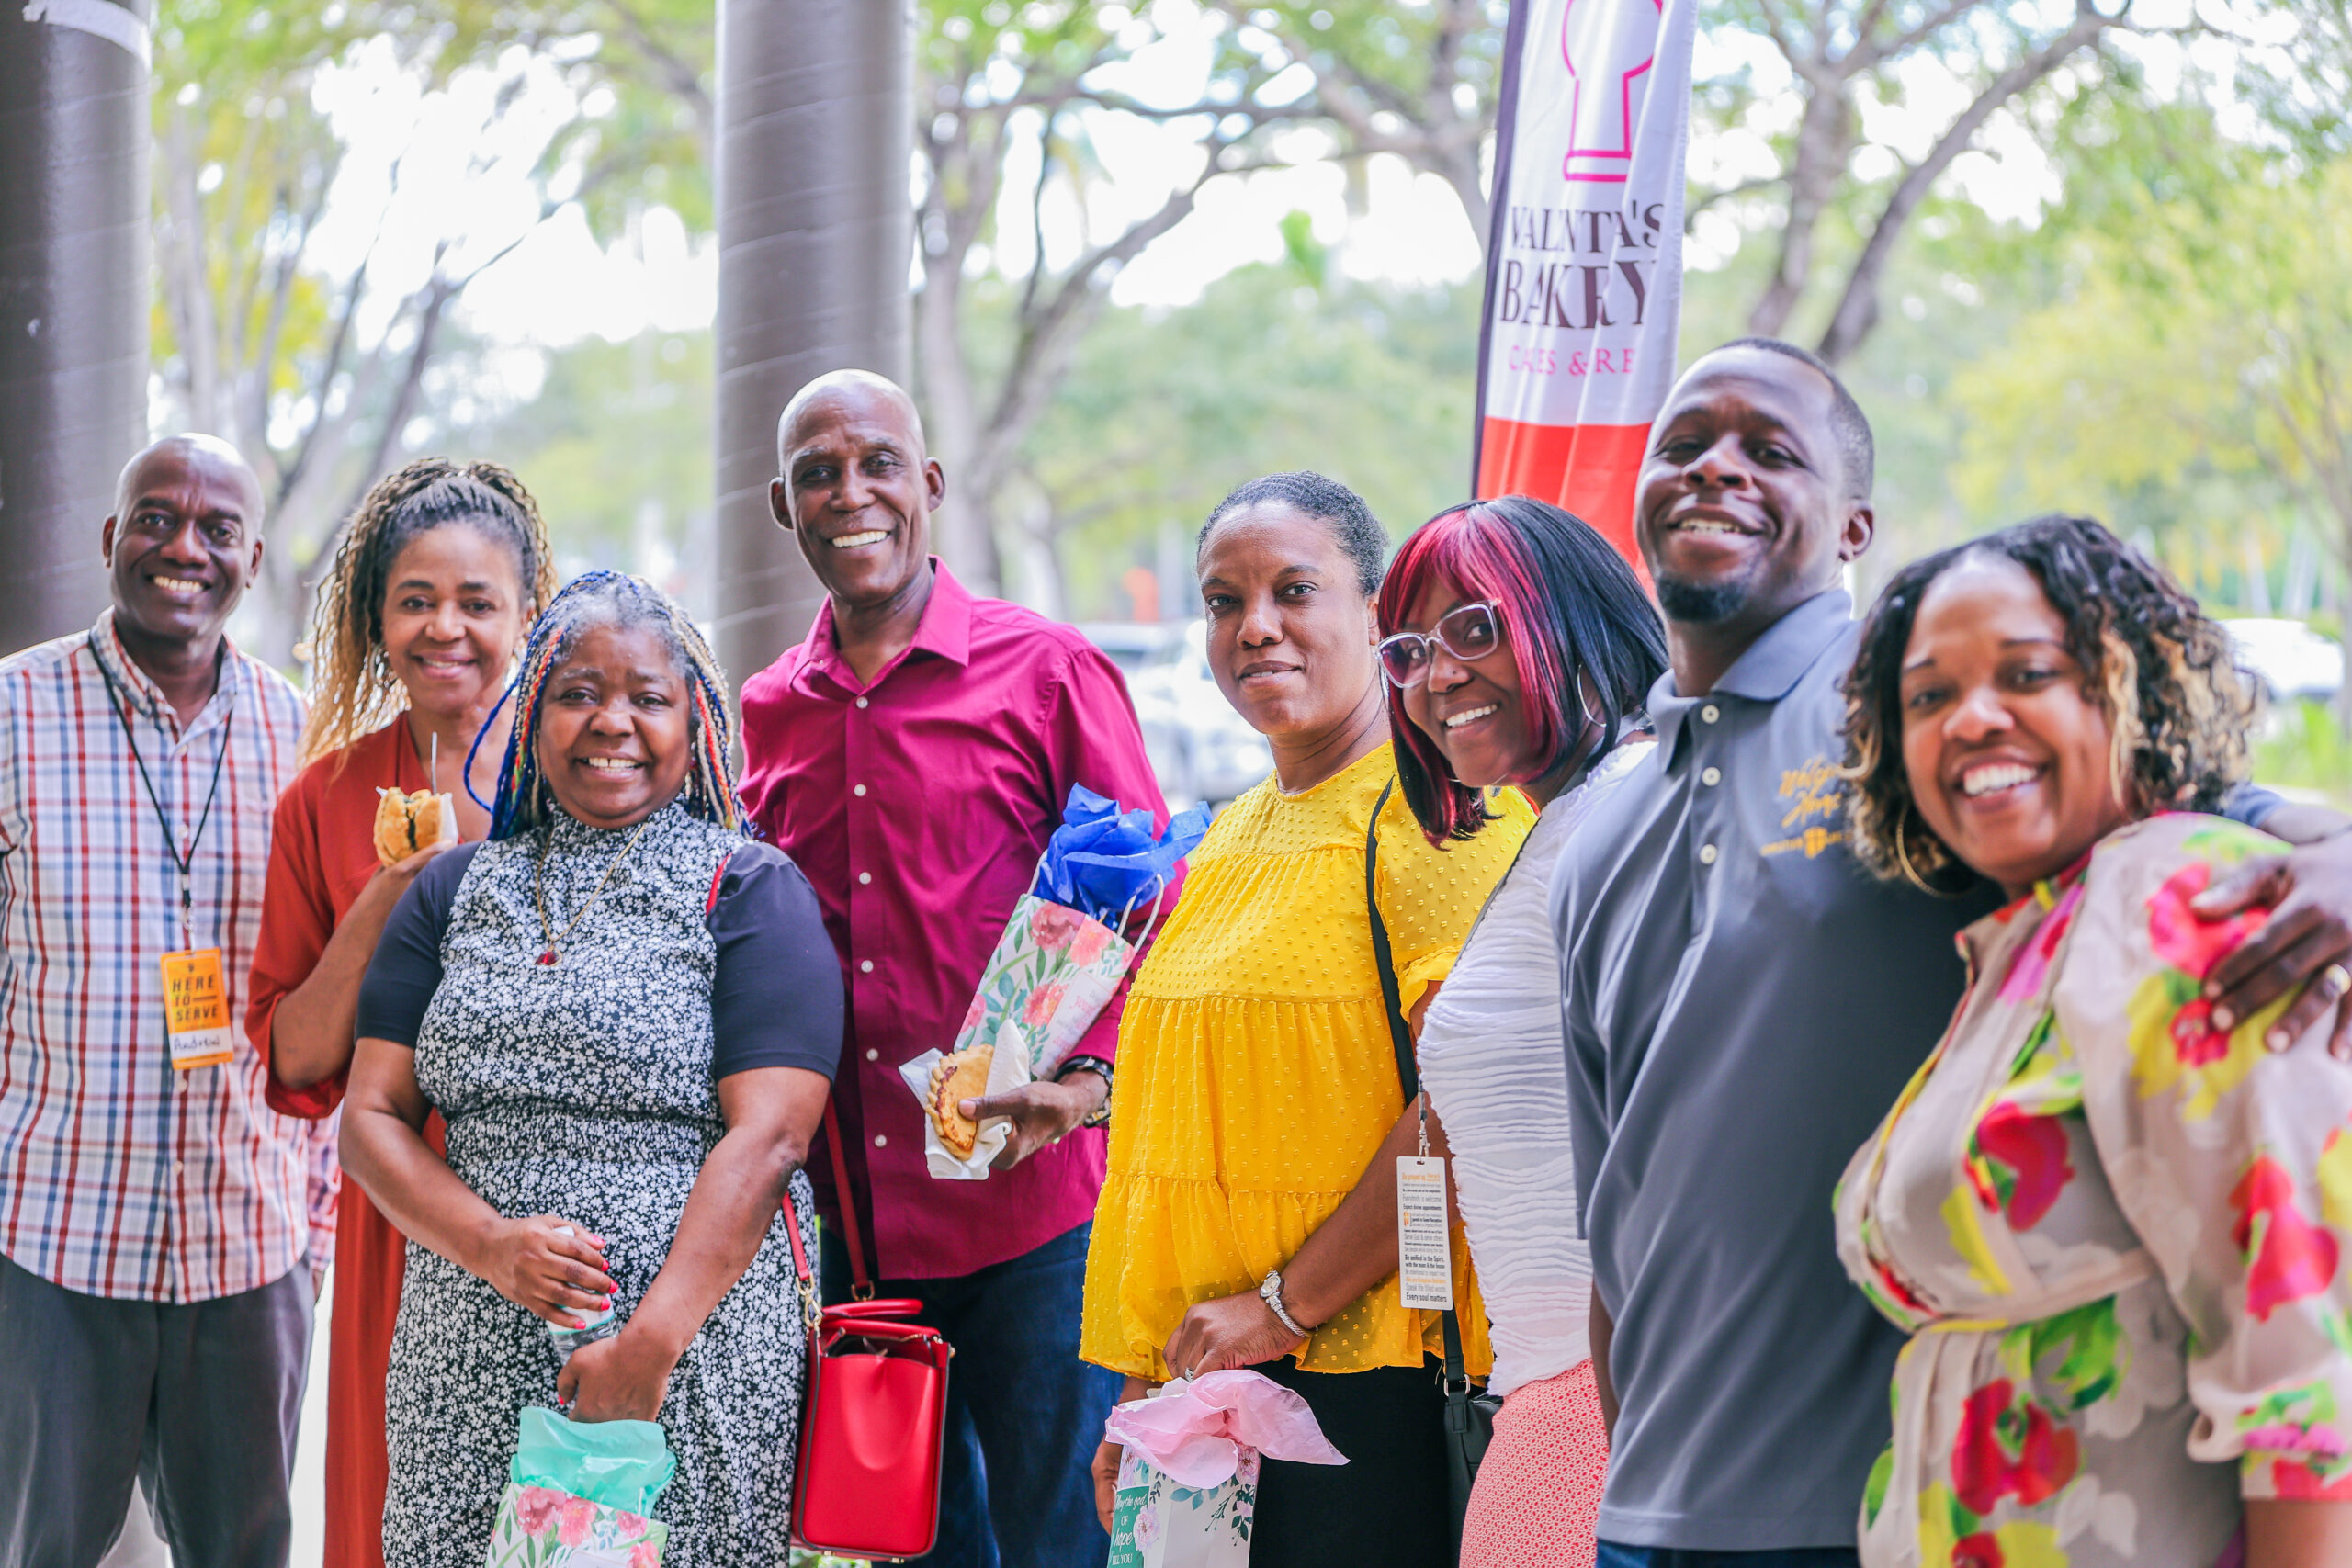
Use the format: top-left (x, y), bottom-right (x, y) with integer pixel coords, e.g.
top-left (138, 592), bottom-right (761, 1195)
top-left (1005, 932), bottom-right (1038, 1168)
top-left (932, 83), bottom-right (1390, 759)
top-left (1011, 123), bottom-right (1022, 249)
top-left (1561, 0), bottom-right (1662, 185)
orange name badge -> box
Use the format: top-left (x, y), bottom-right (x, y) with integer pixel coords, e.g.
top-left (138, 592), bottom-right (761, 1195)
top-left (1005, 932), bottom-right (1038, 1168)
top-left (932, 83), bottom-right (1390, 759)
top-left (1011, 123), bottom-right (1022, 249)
top-left (161, 949), bottom-right (233, 1070)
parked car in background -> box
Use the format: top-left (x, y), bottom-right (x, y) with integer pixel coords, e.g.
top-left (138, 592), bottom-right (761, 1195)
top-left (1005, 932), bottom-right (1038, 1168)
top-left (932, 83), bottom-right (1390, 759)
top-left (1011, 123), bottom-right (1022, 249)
top-left (1080, 619), bottom-right (1272, 811)
top-left (2227, 618), bottom-right (2346, 705)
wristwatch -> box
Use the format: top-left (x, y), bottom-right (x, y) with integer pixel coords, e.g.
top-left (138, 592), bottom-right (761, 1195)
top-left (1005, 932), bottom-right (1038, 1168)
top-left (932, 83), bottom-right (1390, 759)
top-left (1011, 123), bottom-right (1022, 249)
top-left (1056, 1055), bottom-right (1114, 1128)
top-left (1259, 1269), bottom-right (1309, 1337)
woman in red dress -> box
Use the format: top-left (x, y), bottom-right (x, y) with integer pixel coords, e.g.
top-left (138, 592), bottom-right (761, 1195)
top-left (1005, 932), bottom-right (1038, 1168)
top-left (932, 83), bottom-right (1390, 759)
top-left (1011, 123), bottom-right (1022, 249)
top-left (246, 458), bottom-right (552, 1568)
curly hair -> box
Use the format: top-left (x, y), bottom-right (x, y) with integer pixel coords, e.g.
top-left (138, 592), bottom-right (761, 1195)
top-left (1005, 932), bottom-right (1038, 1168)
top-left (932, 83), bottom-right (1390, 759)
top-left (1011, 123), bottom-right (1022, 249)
top-left (300, 457), bottom-right (556, 765)
top-left (484, 571), bottom-right (740, 840)
top-left (1841, 513), bottom-right (2256, 890)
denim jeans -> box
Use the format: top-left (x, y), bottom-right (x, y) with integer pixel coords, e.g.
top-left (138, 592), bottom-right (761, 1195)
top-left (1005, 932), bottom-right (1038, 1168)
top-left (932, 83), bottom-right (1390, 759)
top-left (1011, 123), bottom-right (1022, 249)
top-left (820, 1219), bottom-right (1119, 1568)
top-left (1596, 1544), bottom-right (1862, 1568)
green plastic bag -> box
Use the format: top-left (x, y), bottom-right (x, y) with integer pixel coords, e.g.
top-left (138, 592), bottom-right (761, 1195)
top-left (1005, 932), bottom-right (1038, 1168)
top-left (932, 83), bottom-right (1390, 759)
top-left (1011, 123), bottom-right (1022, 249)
top-left (485, 1410), bottom-right (674, 1566)
top-left (508, 1407), bottom-right (675, 1514)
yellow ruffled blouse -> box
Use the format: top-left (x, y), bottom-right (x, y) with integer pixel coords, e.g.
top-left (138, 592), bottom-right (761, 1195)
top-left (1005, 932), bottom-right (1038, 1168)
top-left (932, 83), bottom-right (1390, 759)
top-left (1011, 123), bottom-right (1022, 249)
top-left (1081, 741), bottom-right (1535, 1380)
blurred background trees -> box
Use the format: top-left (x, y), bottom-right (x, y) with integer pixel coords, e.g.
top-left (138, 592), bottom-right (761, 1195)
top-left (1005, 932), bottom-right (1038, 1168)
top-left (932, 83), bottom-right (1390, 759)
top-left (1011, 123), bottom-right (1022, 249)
top-left (167, 0), bottom-right (2351, 708)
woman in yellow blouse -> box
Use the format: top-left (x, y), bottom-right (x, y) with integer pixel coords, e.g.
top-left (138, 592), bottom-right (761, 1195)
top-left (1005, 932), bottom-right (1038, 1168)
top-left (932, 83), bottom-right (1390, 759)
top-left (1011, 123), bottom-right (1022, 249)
top-left (1082, 472), bottom-right (1532, 1568)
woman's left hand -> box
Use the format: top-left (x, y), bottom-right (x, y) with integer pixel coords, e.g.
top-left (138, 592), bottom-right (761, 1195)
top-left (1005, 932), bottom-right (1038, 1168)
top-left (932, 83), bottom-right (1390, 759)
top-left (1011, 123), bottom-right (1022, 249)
top-left (558, 1325), bottom-right (678, 1423)
top-left (1161, 1290), bottom-right (1304, 1381)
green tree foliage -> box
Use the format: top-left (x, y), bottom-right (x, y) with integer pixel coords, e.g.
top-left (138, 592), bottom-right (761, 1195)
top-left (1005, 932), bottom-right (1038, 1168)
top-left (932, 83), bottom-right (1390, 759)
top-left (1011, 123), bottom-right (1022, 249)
top-left (1947, 146), bottom-right (2352, 593)
top-left (153, 0), bottom-right (712, 660)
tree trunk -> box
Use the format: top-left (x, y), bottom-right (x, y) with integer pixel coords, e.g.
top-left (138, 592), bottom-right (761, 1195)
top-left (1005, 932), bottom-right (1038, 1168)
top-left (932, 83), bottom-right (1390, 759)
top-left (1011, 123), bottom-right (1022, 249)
top-left (1815, 12), bottom-right (2116, 363)
top-left (1747, 81), bottom-right (1849, 339)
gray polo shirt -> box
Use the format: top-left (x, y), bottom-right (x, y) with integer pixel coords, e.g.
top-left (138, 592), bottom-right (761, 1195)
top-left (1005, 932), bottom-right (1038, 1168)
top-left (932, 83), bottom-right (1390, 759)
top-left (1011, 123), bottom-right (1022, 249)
top-left (1555, 589), bottom-right (1999, 1550)
top-left (1555, 587), bottom-right (2278, 1550)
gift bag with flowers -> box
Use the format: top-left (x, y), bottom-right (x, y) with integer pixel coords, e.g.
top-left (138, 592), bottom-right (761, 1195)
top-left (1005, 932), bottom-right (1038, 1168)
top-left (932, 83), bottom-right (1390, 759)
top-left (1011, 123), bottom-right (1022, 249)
top-left (1104, 1371), bottom-right (1347, 1568)
top-left (906, 785), bottom-right (1207, 1177)
top-left (484, 1407), bottom-right (673, 1568)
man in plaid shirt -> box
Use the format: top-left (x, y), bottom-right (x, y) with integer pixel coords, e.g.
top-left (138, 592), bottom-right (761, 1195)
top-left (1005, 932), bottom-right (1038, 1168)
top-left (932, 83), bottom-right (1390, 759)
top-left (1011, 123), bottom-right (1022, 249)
top-left (0, 435), bottom-right (331, 1567)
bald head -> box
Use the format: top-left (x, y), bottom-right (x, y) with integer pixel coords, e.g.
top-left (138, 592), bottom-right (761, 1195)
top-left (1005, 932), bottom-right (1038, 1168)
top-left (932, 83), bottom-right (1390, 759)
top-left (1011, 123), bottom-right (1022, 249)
top-left (775, 370), bottom-right (926, 468)
top-left (769, 370), bottom-right (945, 618)
top-left (103, 433), bottom-right (267, 660)
top-left (115, 434), bottom-right (264, 528)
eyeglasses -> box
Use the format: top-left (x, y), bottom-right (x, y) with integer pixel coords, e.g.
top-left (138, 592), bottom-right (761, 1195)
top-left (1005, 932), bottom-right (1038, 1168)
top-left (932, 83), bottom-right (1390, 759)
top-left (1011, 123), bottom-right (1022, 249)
top-left (1378, 601), bottom-right (1502, 687)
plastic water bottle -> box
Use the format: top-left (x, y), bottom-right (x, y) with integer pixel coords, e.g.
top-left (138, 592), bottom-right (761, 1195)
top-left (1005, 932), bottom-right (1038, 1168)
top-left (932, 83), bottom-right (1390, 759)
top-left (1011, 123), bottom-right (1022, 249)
top-left (546, 1225), bottom-right (619, 1364)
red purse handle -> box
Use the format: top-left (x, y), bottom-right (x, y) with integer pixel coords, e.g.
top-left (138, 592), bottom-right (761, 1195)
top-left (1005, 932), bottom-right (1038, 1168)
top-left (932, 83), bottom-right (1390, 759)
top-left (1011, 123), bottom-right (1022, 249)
top-left (715, 849), bottom-right (877, 1303)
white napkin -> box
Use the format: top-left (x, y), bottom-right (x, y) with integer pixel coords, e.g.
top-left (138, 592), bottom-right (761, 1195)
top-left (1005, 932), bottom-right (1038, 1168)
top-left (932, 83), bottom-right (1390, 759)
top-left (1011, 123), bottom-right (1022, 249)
top-left (898, 1018), bottom-right (1033, 1180)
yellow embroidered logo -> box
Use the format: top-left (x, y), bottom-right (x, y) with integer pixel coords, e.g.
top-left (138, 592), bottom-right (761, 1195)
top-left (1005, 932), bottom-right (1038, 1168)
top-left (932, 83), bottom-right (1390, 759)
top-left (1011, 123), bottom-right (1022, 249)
top-left (1762, 754), bottom-right (1847, 859)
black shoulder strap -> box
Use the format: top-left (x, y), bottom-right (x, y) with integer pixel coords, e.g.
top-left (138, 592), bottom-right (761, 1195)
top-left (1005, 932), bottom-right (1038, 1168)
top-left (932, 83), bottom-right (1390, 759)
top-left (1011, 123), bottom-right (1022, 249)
top-left (1364, 776), bottom-right (1468, 1390)
top-left (1364, 777), bottom-right (1419, 1101)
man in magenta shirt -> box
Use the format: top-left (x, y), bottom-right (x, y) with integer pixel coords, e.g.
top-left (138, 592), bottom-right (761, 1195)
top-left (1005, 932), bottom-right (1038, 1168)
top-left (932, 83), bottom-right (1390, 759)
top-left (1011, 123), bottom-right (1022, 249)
top-left (739, 370), bottom-right (1169, 1567)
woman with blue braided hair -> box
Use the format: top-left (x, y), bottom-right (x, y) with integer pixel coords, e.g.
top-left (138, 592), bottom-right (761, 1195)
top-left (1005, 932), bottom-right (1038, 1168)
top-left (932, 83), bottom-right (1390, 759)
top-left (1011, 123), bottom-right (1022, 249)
top-left (341, 571), bottom-right (844, 1565)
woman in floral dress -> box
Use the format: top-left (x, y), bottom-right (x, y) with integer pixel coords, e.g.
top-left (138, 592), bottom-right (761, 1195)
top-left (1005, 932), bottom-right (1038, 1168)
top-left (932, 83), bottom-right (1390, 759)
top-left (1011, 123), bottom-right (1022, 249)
top-left (342, 573), bottom-right (842, 1566)
top-left (1833, 513), bottom-right (2352, 1567)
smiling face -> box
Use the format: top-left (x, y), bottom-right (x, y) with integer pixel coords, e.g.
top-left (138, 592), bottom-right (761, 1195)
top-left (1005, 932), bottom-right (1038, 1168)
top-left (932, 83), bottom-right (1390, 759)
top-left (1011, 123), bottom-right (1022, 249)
top-left (1899, 554), bottom-right (2133, 897)
top-left (772, 378), bottom-right (944, 614)
top-left (1636, 348), bottom-right (1871, 643)
top-left (1198, 502), bottom-right (1381, 741)
top-left (533, 623), bottom-right (695, 830)
top-left (380, 522), bottom-right (528, 727)
top-left (1394, 579), bottom-right (1545, 790)
top-left (102, 437), bottom-right (266, 653)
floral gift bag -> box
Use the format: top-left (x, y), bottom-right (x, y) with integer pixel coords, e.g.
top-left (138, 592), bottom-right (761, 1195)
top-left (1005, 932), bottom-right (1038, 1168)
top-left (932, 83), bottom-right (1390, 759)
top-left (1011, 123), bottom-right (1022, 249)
top-left (1104, 1371), bottom-right (1347, 1568)
top-left (955, 785), bottom-right (1208, 1079)
top-left (484, 1407), bottom-right (673, 1568)
top-left (910, 787), bottom-right (1207, 1176)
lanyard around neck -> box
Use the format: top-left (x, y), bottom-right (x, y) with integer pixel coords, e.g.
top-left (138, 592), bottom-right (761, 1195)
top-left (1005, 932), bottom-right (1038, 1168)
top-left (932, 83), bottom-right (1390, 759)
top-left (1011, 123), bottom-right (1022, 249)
top-left (89, 637), bottom-right (234, 949)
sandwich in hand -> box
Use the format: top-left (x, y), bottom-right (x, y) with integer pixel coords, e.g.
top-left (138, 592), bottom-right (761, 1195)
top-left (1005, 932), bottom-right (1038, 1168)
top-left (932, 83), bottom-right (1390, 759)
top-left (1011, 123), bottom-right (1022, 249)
top-left (926, 1044), bottom-right (996, 1158)
top-left (374, 786), bottom-right (458, 867)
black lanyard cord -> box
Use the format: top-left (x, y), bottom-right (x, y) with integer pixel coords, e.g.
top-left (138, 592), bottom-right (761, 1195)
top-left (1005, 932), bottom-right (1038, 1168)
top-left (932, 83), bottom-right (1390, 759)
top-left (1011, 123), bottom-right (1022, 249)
top-left (88, 636), bottom-right (235, 944)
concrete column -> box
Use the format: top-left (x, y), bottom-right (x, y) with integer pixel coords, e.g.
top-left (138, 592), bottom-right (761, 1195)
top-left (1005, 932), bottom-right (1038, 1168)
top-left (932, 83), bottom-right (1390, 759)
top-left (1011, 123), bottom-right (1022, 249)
top-left (712, 0), bottom-right (913, 694)
top-left (0, 0), bottom-right (151, 653)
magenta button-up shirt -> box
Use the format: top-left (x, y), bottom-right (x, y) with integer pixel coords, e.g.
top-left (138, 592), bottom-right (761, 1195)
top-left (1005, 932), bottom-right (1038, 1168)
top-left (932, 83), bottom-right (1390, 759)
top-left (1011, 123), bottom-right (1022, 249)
top-left (739, 562), bottom-right (1171, 1279)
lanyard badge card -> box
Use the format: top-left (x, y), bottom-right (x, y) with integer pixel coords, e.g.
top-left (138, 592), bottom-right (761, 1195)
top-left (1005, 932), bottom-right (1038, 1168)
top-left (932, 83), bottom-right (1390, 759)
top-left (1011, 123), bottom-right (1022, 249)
top-left (163, 949), bottom-right (232, 1069)
top-left (1395, 1091), bottom-right (1453, 1312)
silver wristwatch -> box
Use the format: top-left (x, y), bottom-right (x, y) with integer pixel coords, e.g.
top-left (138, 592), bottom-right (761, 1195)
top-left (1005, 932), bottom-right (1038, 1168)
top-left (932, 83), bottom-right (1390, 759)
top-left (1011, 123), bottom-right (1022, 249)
top-left (1259, 1269), bottom-right (1308, 1337)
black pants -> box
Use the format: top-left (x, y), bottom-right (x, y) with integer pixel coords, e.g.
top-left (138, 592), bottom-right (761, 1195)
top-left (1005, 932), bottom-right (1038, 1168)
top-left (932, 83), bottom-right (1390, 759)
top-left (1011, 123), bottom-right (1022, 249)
top-left (0, 1253), bottom-right (312, 1568)
top-left (1250, 1356), bottom-right (1453, 1568)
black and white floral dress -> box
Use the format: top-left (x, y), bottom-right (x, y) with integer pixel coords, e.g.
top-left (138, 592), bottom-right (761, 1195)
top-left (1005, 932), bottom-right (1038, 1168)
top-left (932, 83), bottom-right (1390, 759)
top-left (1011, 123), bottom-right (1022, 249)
top-left (356, 799), bottom-right (843, 1567)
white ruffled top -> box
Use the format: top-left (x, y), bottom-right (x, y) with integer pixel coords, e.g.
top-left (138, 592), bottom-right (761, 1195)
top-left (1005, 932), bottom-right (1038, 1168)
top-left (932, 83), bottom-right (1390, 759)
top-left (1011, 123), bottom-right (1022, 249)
top-left (1415, 739), bottom-right (1651, 1400)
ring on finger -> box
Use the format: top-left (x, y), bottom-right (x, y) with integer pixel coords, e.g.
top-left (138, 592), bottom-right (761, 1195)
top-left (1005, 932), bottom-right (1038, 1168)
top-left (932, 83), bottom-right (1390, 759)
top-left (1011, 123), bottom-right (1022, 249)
top-left (2327, 963), bottom-right (2352, 997)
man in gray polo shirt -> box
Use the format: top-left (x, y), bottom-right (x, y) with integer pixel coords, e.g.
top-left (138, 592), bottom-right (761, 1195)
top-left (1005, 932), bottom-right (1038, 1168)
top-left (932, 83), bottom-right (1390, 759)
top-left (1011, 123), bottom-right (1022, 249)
top-left (1555, 338), bottom-right (2352, 1567)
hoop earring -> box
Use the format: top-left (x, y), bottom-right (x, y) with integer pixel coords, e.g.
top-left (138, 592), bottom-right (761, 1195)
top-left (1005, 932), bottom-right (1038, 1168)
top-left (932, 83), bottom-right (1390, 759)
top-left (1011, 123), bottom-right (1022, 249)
top-left (1893, 807), bottom-right (1957, 898)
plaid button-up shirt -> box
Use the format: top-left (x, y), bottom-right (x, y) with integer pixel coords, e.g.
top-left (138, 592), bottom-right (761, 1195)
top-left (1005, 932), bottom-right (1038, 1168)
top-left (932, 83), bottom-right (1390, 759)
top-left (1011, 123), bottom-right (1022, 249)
top-left (0, 612), bottom-right (333, 1303)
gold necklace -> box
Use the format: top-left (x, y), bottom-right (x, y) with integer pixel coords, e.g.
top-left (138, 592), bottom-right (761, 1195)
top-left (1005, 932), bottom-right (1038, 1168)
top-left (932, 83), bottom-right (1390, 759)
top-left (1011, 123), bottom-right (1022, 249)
top-left (532, 817), bottom-right (656, 965)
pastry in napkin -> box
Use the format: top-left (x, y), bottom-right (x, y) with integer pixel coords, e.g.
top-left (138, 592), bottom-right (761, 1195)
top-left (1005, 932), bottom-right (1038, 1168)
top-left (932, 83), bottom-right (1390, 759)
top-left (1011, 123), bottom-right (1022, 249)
top-left (926, 1044), bottom-right (996, 1157)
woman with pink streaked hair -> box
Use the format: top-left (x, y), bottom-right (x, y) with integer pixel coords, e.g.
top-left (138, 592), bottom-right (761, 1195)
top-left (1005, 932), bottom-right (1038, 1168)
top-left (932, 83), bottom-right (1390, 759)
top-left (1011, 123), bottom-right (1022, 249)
top-left (1378, 494), bottom-right (1666, 1568)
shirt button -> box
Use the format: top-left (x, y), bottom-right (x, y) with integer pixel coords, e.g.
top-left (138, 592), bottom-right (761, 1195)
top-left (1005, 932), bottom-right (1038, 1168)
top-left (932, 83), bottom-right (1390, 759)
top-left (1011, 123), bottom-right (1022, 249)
top-left (854, 784), bottom-right (867, 797)
top-left (1702, 766), bottom-right (1721, 787)
top-left (1700, 704), bottom-right (1721, 724)
top-left (858, 872), bottom-right (872, 886)
top-left (865, 1048), bottom-right (879, 1061)
top-left (854, 696), bottom-right (869, 709)
top-left (1699, 843), bottom-right (1719, 865)
top-left (874, 1134), bottom-right (888, 1148)
top-left (859, 959), bottom-right (874, 974)
top-left (171, 1159), bottom-right (184, 1175)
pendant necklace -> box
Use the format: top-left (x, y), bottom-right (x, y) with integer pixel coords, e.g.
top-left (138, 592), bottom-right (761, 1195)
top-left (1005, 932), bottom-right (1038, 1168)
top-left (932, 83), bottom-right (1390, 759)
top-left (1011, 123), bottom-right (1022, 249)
top-left (533, 817), bottom-right (655, 965)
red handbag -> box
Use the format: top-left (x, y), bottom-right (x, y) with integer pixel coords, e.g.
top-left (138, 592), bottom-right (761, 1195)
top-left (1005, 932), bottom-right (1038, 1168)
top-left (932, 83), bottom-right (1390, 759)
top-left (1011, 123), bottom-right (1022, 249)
top-left (781, 1098), bottom-right (952, 1562)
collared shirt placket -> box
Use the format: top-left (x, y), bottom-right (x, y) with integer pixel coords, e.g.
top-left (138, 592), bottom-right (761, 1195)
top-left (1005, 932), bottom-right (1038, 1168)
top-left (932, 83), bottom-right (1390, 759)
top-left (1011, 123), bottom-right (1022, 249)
top-left (841, 676), bottom-right (891, 1157)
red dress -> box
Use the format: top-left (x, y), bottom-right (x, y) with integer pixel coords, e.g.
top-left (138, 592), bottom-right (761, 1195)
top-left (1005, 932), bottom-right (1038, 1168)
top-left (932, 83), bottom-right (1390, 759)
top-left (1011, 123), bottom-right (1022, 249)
top-left (247, 717), bottom-right (447, 1568)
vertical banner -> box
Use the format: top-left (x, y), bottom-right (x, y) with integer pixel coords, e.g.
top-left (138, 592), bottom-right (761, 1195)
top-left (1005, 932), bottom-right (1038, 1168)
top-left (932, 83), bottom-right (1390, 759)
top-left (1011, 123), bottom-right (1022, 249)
top-left (1474, 0), bottom-right (1697, 568)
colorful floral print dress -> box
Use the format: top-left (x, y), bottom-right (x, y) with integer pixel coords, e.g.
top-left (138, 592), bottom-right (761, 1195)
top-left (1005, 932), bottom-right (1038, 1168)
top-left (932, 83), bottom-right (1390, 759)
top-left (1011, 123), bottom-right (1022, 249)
top-left (1834, 815), bottom-right (2352, 1568)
